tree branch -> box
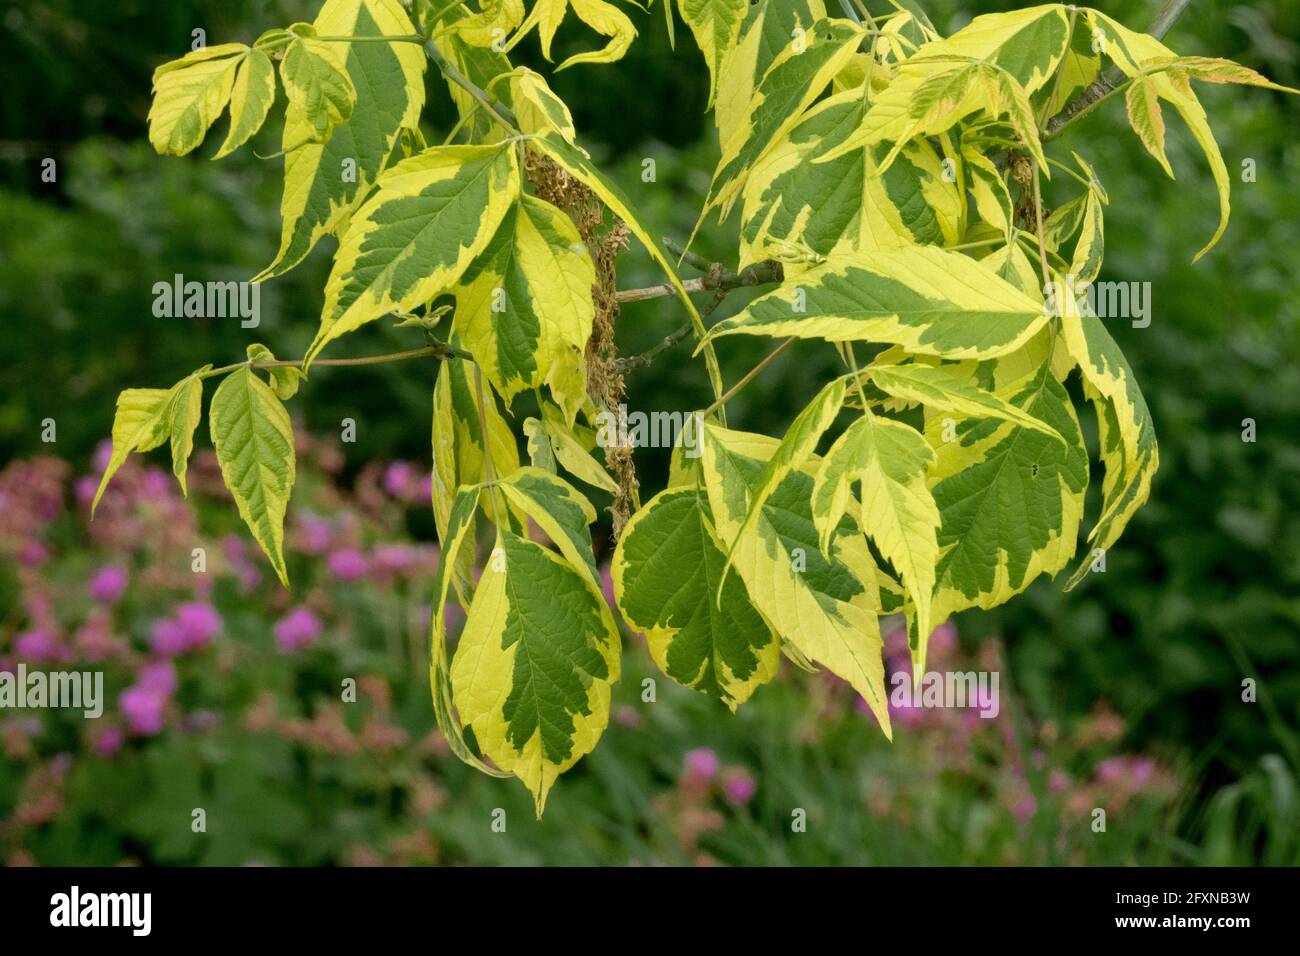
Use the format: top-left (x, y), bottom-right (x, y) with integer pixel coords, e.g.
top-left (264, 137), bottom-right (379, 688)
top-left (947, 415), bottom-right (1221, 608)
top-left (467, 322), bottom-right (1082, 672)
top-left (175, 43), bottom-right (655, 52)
top-left (422, 40), bottom-right (520, 134)
top-left (200, 342), bottom-right (471, 380)
top-left (614, 246), bottom-right (786, 371)
top-left (1043, 0), bottom-right (1194, 141)
top-left (615, 256), bottom-right (784, 303)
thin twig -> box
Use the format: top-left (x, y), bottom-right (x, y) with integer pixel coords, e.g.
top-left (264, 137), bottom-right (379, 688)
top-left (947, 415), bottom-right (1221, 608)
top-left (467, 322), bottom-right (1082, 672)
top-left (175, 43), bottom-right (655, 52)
top-left (702, 338), bottom-right (797, 417)
top-left (1030, 158), bottom-right (1051, 289)
top-left (615, 258), bottom-right (784, 303)
top-left (199, 343), bottom-right (469, 380)
top-left (423, 40), bottom-right (520, 133)
top-left (1043, 0), bottom-right (1194, 141)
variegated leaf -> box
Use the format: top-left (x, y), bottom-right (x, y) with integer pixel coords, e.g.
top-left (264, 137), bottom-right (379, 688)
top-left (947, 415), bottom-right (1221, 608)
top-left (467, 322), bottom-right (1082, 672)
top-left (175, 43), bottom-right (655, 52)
top-left (701, 246), bottom-right (1047, 359)
top-left (450, 527), bottom-right (621, 814)
top-left (702, 17), bottom-right (863, 222)
top-left (312, 143), bottom-right (520, 363)
top-left (614, 486), bottom-right (780, 708)
top-left (740, 90), bottom-right (961, 269)
top-left (1056, 279), bottom-right (1159, 589)
top-left (454, 194), bottom-right (593, 421)
top-left (924, 341), bottom-right (1088, 660)
top-left (256, 0), bottom-right (427, 279)
top-left (702, 423), bottom-right (892, 734)
top-left (209, 367), bottom-right (297, 587)
top-left (811, 409), bottom-right (940, 669)
top-left (148, 44), bottom-right (247, 156)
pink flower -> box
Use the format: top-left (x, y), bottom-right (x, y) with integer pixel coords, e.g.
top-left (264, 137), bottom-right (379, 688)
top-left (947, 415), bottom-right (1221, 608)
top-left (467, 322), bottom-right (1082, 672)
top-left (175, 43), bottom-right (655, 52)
top-left (138, 661), bottom-right (177, 696)
top-left (683, 747), bottom-right (720, 782)
top-left (18, 540), bottom-right (49, 567)
top-left (75, 612), bottom-right (124, 661)
top-left (372, 544), bottom-right (417, 574)
top-left (150, 618), bottom-right (187, 657)
top-left (1012, 795), bottom-right (1037, 821)
top-left (721, 767), bottom-right (757, 806)
top-left (383, 461), bottom-right (417, 498)
top-left (328, 548), bottom-right (368, 581)
top-left (140, 468), bottom-right (172, 500)
top-left (298, 515), bottom-right (333, 555)
top-left (1131, 757), bottom-right (1155, 786)
top-left (274, 607), bottom-right (322, 653)
top-left (442, 601), bottom-right (465, 635)
top-left (88, 566), bottom-right (128, 603)
top-left (93, 726), bottom-right (125, 758)
top-left (14, 628), bottom-right (61, 663)
top-left (927, 620), bottom-right (958, 661)
top-left (74, 475), bottom-right (99, 508)
top-left (92, 440), bottom-right (114, 473)
top-left (882, 684), bottom-right (928, 726)
top-left (1095, 756), bottom-right (1126, 784)
top-left (175, 601), bottom-right (221, 650)
top-left (119, 686), bottom-right (166, 735)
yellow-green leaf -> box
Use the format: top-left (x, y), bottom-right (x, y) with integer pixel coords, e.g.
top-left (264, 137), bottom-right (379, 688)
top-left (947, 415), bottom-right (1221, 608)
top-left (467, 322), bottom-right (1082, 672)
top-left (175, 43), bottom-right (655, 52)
top-left (721, 375), bottom-right (847, 588)
top-left (455, 194), bottom-right (593, 421)
top-left (1124, 75), bottom-right (1173, 178)
top-left (867, 362), bottom-right (1065, 443)
top-left (92, 373), bottom-right (206, 513)
top-left (740, 91), bottom-right (961, 269)
top-left (450, 527), bottom-right (621, 814)
top-left (811, 409), bottom-right (939, 672)
top-left (614, 486), bottom-right (780, 708)
top-left (539, 406), bottom-right (618, 494)
top-left (281, 36), bottom-right (356, 145)
top-left (702, 423), bottom-right (892, 735)
top-left (924, 342), bottom-right (1088, 655)
top-left (529, 130), bottom-right (725, 403)
top-left (214, 48), bottom-right (276, 159)
top-left (1056, 279), bottom-right (1159, 589)
top-left (209, 367), bottom-right (297, 587)
top-left (256, 0), bottom-right (427, 279)
top-left (148, 44), bottom-right (247, 156)
top-left (678, 0), bottom-right (749, 108)
top-left (312, 143), bottom-right (520, 364)
top-left (701, 246), bottom-right (1047, 359)
top-left (1160, 55), bottom-right (1300, 94)
top-left (714, 0), bottom-right (826, 153)
top-left (428, 485), bottom-right (508, 776)
top-left (702, 17), bottom-right (863, 222)
top-left (493, 67), bottom-right (577, 143)
top-left (498, 467), bottom-right (601, 591)
top-left (512, 0), bottom-right (637, 71)
top-left (1088, 9), bottom-right (1230, 261)
top-left (166, 376), bottom-right (205, 497)
top-left (431, 353), bottom-right (521, 576)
